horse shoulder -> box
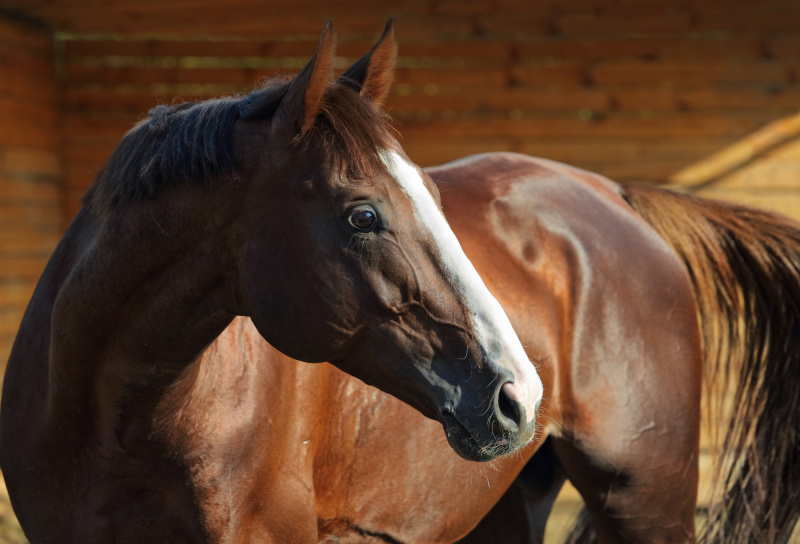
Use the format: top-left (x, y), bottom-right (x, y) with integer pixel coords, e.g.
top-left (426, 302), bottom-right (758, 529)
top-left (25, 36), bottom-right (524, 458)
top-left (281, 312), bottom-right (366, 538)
top-left (153, 317), bottom-right (334, 542)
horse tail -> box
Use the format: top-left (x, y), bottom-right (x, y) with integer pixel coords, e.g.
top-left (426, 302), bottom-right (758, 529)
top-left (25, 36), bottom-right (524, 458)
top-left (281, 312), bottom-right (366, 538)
top-left (618, 183), bottom-right (800, 544)
top-left (561, 507), bottom-right (595, 544)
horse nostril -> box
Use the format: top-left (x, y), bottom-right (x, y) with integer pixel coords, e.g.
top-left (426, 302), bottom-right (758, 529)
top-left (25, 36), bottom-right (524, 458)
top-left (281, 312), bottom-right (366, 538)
top-left (496, 382), bottom-right (522, 433)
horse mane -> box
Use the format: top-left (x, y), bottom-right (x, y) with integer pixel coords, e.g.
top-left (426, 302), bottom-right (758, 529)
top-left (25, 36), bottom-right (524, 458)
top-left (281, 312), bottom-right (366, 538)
top-left (83, 78), bottom-right (392, 213)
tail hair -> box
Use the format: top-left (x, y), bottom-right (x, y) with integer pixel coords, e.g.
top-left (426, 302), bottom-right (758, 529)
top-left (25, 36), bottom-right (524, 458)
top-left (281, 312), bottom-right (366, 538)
top-left (622, 183), bottom-right (800, 544)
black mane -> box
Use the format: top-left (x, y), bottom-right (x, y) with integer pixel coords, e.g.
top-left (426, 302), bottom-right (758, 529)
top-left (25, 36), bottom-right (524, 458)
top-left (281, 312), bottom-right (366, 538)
top-left (84, 79), bottom-right (391, 212)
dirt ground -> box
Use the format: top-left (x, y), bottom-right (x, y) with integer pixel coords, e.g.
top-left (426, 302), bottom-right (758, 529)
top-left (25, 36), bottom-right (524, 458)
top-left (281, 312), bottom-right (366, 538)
top-left (0, 477), bottom-right (25, 544)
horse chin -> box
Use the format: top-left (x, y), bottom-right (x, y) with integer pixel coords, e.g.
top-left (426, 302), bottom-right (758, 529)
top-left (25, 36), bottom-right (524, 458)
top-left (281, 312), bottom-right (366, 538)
top-left (441, 413), bottom-right (513, 462)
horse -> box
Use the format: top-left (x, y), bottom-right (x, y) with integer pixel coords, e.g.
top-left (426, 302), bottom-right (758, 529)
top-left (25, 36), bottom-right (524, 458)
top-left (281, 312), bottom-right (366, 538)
top-left (448, 157), bottom-right (800, 544)
top-left (0, 21), bottom-right (546, 543)
top-left (3, 21), bottom-right (799, 544)
top-left (228, 150), bottom-right (798, 544)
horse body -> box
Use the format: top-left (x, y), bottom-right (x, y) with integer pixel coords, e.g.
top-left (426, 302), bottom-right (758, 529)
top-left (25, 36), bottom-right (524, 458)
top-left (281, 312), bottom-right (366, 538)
top-left (435, 153), bottom-right (704, 543)
top-left (161, 317), bottom-right (529, 544)
top-left (127, 153), bottom-right (704, 543)
top-left (457, 154), bottom-right (800, 543)
top-left (0, 23), bottom-right (546, 543)
top-left (3, 20), bottom-right (798, 544)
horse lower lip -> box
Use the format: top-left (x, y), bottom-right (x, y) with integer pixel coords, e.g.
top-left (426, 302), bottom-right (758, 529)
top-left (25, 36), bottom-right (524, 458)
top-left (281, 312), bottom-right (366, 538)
top-left (442, 413), bottom-right (506, 461)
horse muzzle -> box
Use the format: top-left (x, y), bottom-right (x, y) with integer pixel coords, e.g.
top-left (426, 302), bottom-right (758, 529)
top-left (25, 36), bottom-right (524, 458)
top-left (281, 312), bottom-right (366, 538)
top-left (440, 379), bottom-right (540, 462)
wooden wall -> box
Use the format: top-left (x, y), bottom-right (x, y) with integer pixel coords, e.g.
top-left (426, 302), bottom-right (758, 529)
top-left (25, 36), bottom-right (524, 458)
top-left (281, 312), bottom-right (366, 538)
top-left (1, 2), bottom-right (800, 540)
top-left (0, 15), bottom-right (62, 378)
top-left (59, 0), bottom-right (800, 217)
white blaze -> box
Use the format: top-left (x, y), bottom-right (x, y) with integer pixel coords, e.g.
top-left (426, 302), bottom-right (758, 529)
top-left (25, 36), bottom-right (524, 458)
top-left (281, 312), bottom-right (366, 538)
top-left (380, 150), bottom-right (543, 423)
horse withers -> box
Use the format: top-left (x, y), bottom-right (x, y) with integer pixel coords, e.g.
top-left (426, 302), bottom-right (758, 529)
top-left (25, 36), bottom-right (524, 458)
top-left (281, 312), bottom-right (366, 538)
top-left (0, 21), bottom-right (542, 543)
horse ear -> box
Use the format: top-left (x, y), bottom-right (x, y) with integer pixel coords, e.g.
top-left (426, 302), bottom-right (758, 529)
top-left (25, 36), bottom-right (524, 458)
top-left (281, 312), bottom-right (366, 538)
top-left (273, 20), bottom-right (335, 140)
top-left (338, 18), bottom-right (397, 107)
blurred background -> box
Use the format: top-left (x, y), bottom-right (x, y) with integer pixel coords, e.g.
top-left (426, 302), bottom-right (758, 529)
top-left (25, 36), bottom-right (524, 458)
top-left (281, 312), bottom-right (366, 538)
top-left (1, 0), bottom-right (800, 542)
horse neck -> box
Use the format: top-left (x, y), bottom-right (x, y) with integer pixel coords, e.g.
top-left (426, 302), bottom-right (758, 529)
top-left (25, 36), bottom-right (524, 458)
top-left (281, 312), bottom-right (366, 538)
top-left (44, 198), bottom-right (240, 450)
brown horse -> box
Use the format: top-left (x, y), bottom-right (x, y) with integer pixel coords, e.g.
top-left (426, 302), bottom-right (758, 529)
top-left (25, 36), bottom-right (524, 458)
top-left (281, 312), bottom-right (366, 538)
top-left (0, 21), bottom-right (546, 543)
top-left (449, 157), bottom-right (800, 544)
top-left (3, 21), bottom-right (799, 544)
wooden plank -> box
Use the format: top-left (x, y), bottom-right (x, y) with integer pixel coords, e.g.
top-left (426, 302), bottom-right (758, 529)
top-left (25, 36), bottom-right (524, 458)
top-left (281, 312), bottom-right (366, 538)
top-left (0, 124), bottom-right (59, 149)
top-left (610, 87), bottom-right (800, 111)
top-left (62, 87), bottom-right (246, 113)
top-left (515, 36), bottom-right (768, 62)
top-left (695, 187), bottom-right (800, 222)
top-left (0, 70), bottom-right (58, 103)
top-left (585, 158), bottom-right (693, 182)
top-left (398, 114), bottom-right (767, 139)
top-left (556, 4), bottom-right (800, 36)
top-left (63, 37), bottom-right (512, 61)
top-left (0, 39), bottom-right (53, 66)
top-left (692, 7), bottom-right (800, 34)
top-left (64, 63), bottom-right (514, 87)
top-left (64, 64), bottom-right (299, 86)
top-left (591, 60), bottom-right (792, 87)
top-left (0, 202), bottom-right (62, 230)
top-left (64, 81), bottom-right (800, 117)
top-left (97, 0), bottom-right (427, 19)
top-left (767, 139), bottom-right (800, 160)
top-left (0, 308), bottom-right (27, 338)
top-left (0, 99), bottom-right (60, 133)
top-left (14, 0), bottom-right (800, 38)
top-left (60, 33), bottom-right (791, 65)
top-left (63, 146), bottom-right (115, 168)
top-left (0, 282), bottom-right (36, 308)
top-left (0, 18), bottom-right (51, 54)
top-left (64, 38), bottom-right (325, 59)
top-left (0, 177), bottom-right (62, 203)
top-left (51, 0), bottom-right (423, 11)
top-left (556, 9), bottom-right (695, 36)
top-left (702, 156), bottom-right (800, 191)
top-left (0, 257), bottom-right (50, 280)
top-left (517, 137), bottom-right (734, 164)
top-left (0, 54), bottom-right (55, 86)
top-left (671, 112), bottom-right (800, 186)
top-left (0, 231), bottom-right (60, 253)
top-left (510, 62), bottom-right (586, 86)
top-left (60, 83), bottom-right (800, 117)
top-left (770, 34), bottom-right (800, 57)
top-left (402, 135), bottom-right (736, 166)
top-left (402, 137), bottom-right (519, 167)
top-left (394, 66), bottom-right (509, 86)
top-left (64, 168), bottom-right (103, 193)
top-left (0, 147), bottom-right (60, 177)
top-left (41, 10), bottom-right (470, 40)
top-left (61, 118), bottom-right (132, 142)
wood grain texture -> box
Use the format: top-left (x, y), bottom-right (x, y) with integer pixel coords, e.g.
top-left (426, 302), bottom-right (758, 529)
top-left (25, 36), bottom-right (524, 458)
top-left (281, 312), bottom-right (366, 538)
top-left (2, 3), bottom-right (800, 539)
top-left (0, 17), bottom-right (62, 395)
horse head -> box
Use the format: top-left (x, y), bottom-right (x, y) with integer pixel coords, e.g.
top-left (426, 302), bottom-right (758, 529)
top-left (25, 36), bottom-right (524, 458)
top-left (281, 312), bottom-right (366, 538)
top-left (228, 21), bottom-right (542, 461)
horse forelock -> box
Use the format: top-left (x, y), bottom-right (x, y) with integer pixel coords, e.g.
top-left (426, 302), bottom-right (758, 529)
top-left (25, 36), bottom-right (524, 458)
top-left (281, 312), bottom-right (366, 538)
top-left (304, 82), bottom-right (394, 183)
top-left (84, 77), bottom-right (393, 214)
top-left (240, 78), bottom-right (393, 183)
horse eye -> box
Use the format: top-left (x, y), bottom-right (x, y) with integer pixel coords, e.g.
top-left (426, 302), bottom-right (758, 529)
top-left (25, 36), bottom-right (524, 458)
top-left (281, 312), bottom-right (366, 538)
top-left (347, 205), bottom-right (378, 232)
